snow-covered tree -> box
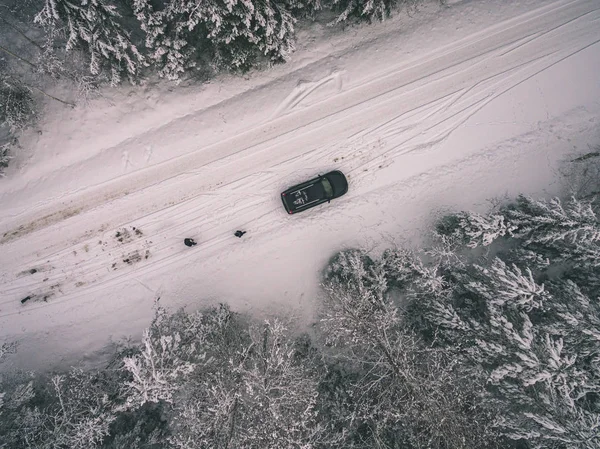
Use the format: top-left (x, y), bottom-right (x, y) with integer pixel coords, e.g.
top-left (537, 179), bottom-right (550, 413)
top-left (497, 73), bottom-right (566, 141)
top-left (0, 369), bottom-right (121, 449)
top-left (440, 211), bottom-right (516, 248)
top-left (202, 0), bottom-right (308, 71)
top-left (168, 321), bottom-right (324, 449)
top-left (98, 401), bottom-right (168, 449)
top-left (328, 0), bottom-right (403, 24)
top-left (425, 271), bottom-right (600, 448)
top-left (437, 195), bottom-right (600, 252)
top-left (123, 304), bottom-right (329, 449)
top-left (0, 142), bottom-right (12, 176)
top-left (506, 195), bottom-right (600, 247)
top-left (131, 0), bottom-right (196, 82)
top-left (446, 194), bottom-right (600, 294)
top-left (0, 75), bottom-right (35, 132)
top-left (562, 149), bottom-right (600, 213)
top-left (34, 0), bottom-right (145, 85)
top-left (498, 247), bottom-right (550, 272)
top-left (132, 0), bottom-right (320, 81)
top-left (0, 341), bottom-right (17, 363)
top-left (320, 249), bottom-right (499, 449)
top-left (322, 185), bottom-right (600, 448)
top-left (121, 305), bottom-right (228, 408)
top-left (417, 193), bottom-right (600, 448)
top-left (0, 75), bottom-right (35, 175)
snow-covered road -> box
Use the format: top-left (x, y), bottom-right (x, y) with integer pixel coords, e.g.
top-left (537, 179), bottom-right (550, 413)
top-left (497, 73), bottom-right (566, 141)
top-left (1, 0), bottom-right (599, 370)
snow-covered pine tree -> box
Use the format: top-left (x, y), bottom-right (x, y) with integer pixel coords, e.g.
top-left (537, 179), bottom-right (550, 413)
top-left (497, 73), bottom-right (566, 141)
top-left (497, 247), bottom-right (550, 272)
top-left (465, 257), bottom-right (548, 311)
top-left (168, 319), bottom-right (324, 449)
top-left (435, 210), bottom-right (516, 248)
top-left (122, 304), bottom-right (327, 448)
top-left (205, 0), bottom-right (297, 71)
top-left (121, 305), bottom-right (233, 408)
top-left (131, 0), bottom-right (197, 82)
top-left (563, 149), bottom-right (600, 214)
top-left (0, 75), bottom-right (35, 132)
top-left (438, 195), bottom-right (600, 256)
top-left (440, 194), bottom-right (600, 297)
top-left (204, 0), bottom-right (320, 70)
top-left (0, 369), bottom-right (121, 449)
top-left (320, 248), bottom-right (499, 449)
top-left (278, 0), bottom-right (321, 18)
top-left (34, 0), bottom-right (145, 85)
top-left (0, 75), bottom-right (34, 175)
top-left (480, 280), bottom-right (600, 448)
top-left (511, 278), bottom-right (600, 448)
top-left (506, 196), bottom-right (600, 298)
top-left (382, 247), bottom-right (446, 293)
top-left (420, 196), bottom-right (600, 448)
top-left (0, 142), bottom-right (12, 176)
top-left (506, 195), bottom-right (600, 247)
top-left (328, 0), bottom-right (397, 24)
top-left (133, 0), bottom-right (319, 81)
top-left (0, 341), bottom-right (17, 363)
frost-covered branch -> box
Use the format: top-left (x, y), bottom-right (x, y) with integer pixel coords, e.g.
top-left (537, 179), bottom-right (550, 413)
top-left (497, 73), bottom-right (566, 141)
top-left (35, 0), bottom-right (145, 85)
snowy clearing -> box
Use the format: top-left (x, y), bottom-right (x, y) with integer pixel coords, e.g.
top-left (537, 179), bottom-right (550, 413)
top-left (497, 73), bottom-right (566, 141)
top-left (1, 0), bottom-right (600, 370)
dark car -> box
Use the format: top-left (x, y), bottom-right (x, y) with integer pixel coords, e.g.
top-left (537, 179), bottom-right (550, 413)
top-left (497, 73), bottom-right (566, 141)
top-left (281, 170), bottom-right (348, 214)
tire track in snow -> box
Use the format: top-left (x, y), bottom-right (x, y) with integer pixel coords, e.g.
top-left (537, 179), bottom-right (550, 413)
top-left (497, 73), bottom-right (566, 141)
top-left (1, 0), bottom-right (597, 243)
top-left (2, 10), bottom-right (596, 300)
top-left (269, 72), bottom-right (345, 119)
top-left (5, 107), bottom-right (592, 318)
top-left (0, 0), bottom-right (599, 316)
top-left (0, 174), bottom-right (281, 306)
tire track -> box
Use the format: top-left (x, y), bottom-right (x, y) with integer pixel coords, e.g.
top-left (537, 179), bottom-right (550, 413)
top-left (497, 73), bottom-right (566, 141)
top-left (1, 0), bottom-right (599, 317)
top-left (1, 0), bottom-right (596, 243)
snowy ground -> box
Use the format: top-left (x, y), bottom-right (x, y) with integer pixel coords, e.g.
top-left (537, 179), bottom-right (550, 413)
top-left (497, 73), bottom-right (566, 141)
top-left (1, 0), bottom-right (599, 371)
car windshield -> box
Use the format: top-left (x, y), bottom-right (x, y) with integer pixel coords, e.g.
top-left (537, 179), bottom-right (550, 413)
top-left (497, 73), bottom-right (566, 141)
top-left (321, 177), bottom-right (334, 198)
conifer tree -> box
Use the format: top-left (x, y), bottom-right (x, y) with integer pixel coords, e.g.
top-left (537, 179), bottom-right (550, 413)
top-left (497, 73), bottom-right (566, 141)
top-left (0, 369), bottom-right (122, 449)
top-left (123, 304), bottom-right (326, 449)
top-left (506, 195), bottom-right (600, 247)
top-left (329, 0), bottom-right (397, 24)
top-left (321, 249), bottom-right (500, 449)
top-left (0, 75), bottom-right (35, 132)
top-left (131, 0), bottom-right (195, 81)
top-left (35, 0), bottom-right (145, 85)
top-left (420, 194), bottom-right (600, 448)
top-left (132, 0), bottom-right (320, 81)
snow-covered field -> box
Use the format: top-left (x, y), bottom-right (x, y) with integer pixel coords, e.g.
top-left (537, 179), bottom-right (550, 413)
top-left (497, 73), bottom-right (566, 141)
top-left (1, 0), bottom-right (599, 371)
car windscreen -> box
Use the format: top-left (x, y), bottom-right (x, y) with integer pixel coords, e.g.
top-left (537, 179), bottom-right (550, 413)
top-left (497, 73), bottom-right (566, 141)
top-left (321, 177), bottom-right (334, 198)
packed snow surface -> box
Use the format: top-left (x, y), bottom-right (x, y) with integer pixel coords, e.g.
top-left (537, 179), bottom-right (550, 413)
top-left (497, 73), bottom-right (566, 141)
top-left (1, 0), bottom-right (599, 370)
